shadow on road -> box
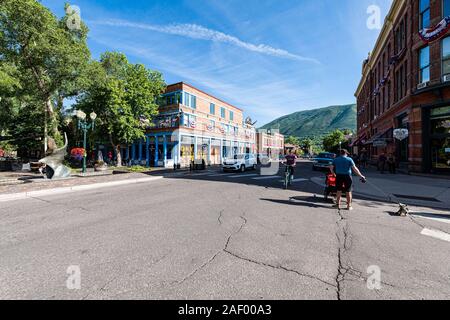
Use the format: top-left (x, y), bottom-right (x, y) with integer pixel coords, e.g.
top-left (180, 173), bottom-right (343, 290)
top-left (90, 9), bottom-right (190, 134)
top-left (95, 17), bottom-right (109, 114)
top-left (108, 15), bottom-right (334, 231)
top-left (260, 196), bottom-right (333, 209)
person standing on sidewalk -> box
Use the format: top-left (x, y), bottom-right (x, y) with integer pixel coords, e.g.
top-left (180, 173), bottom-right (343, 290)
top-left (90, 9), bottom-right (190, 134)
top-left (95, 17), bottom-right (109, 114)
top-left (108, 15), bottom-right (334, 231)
top-left (387, 153), bottom-right (396, 174)
top-left (378, 153), bottom-right (387, 174)
top-left (329, 149), bottom-right (366, 211)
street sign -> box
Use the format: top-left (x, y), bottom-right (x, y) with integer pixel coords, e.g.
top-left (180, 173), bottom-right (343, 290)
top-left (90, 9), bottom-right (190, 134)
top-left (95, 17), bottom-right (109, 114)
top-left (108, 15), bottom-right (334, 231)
top-left (373, 139), bottom-right (387, 147)
top-left (394, 129), bottom-right (409, 141)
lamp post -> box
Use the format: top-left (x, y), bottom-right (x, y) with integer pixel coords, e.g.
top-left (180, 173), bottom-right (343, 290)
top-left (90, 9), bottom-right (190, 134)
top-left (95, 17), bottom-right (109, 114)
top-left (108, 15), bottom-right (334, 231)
top-left (76, 110), bottom-right (97, 174)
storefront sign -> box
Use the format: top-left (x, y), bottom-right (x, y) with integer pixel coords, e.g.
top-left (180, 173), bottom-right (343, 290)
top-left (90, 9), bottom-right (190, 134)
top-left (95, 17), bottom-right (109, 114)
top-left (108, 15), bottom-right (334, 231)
top-left (394, 129), bottom-right (409, 141)
top-left (373, 140), bottom-right (387, 147)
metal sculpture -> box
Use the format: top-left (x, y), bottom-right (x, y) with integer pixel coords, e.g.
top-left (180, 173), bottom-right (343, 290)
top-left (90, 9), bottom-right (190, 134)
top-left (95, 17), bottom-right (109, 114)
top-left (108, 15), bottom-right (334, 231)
top-left (39, 133), bottom-right (71, 179)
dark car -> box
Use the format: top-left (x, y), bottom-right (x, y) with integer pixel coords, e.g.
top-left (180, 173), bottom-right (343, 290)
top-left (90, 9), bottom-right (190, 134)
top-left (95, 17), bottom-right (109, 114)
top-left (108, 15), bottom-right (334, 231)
top-left (312, 152), bottom-right (336, 171)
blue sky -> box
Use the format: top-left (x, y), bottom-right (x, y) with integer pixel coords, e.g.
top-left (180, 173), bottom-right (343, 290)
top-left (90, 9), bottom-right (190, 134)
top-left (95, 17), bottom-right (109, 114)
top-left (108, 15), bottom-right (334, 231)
top-left (43, 0), bottom-right (392, 126)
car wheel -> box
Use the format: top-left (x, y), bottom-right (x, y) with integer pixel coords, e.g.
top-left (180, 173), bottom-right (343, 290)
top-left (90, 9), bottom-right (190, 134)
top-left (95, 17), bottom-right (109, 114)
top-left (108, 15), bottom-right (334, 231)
top-left (241, 165), bottom-right (246, 172)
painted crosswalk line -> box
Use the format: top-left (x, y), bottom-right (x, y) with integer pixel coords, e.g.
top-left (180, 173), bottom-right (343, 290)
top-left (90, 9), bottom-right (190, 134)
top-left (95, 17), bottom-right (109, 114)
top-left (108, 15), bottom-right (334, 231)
top-left (278, 178), bottom-right (309, 183)
top-left (207, 173), bottom-right (237, 177)
top-left (414, 214), bottom-right (450, 225)
top-left (421, 228), bottom-right (450, 243)
top-left (228, 174), bottom-right (259, 179)
top-left (252, 176), bottom-right (281, 180)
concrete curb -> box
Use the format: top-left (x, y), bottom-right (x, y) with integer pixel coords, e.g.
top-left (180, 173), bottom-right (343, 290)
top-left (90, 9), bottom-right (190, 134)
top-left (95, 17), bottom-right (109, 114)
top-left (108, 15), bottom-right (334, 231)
top-left (0, 176), bottom-right (163, 203)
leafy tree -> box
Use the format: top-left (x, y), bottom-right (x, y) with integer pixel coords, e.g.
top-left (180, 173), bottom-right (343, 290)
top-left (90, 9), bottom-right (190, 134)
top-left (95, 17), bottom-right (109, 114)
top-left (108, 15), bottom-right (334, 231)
top-left (301, 138), bottom-right (313, 154)
top-left (285, 135), bottom-right (300, 146)
top-left (323, 130), bottom-right (345, 153)
top-left (75, 52), bottom-right (165, 167)
top-left (0, 0), bottom-right (91, 147)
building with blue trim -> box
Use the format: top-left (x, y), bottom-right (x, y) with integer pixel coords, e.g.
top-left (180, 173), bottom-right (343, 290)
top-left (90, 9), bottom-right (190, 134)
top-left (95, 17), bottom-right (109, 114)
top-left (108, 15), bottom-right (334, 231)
top-left (122, 82), bottom-right (257, 168)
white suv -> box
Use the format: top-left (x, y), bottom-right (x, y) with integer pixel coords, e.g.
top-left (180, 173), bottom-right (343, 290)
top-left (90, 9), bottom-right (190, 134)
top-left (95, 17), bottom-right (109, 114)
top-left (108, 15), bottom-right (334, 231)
top-left (223, 154), bottom-right (257, 172)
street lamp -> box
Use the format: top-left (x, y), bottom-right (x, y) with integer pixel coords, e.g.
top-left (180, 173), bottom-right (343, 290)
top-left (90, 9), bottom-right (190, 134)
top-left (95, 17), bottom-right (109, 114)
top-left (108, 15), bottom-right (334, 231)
top-left (76, 110), bottom-right (97, 174)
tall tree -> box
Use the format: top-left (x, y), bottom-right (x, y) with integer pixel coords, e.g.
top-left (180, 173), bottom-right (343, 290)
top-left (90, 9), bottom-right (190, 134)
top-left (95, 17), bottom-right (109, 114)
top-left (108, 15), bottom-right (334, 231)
top-left (322, 129), bottom-right (352, 153)
top-left (285, 136), bottom-right (300, 146)
top-left (0, 0), bottom-right (91, 148)
top-left (75, 52), bottom-right (165, 167)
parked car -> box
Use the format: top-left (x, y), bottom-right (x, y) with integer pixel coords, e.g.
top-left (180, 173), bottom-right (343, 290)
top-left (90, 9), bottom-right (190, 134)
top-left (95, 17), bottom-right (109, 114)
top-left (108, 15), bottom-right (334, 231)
top-left (257, 153), bottom-right (271, 165)
top-left (223, 154), bottom-right (257, 172)
top-left (312, 152), bottom-right (336, 171)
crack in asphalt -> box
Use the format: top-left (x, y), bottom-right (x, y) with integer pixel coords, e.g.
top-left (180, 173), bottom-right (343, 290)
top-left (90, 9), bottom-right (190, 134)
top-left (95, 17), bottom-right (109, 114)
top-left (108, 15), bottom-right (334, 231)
top-left (335, 208), bottom-right (351, 300)
top-left (334, 208), bottom-right (399, 299)
top-left (82, 253), bottom-right (170, 300)
top-left (223, 250), bottom-right (336, 288)
top-left (173, 215), bottom-right (247, 286)
top-left (175, 213), bottom-right (336, 290)
top-left (175, 213), bottom-right (336, 288)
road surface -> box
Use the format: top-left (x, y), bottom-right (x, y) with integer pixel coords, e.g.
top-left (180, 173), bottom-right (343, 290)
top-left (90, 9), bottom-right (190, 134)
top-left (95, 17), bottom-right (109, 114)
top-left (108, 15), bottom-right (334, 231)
top-left (1, 161), bottom-right (449, 300)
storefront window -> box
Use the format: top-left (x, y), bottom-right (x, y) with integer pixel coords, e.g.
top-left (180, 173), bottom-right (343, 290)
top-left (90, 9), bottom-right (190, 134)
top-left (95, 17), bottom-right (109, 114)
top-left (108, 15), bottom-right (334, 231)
top-left (211, 139), bottom-right (221, 165)
top-left (431, 137), bottom-right (450, 170)
top-left (197, 138), bottom-right (209, 162)
top-left (430, 107), bottom-right (450, 170)
top-left (180, 136), bottom-right (194, 166)
top-left (222, 140), bottom-right (231, 159)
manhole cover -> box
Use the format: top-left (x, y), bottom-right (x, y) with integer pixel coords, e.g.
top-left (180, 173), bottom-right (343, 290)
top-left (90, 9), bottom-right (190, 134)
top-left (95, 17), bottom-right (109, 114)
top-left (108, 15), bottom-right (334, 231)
top-left (393, 194), bottom-right (441, 202)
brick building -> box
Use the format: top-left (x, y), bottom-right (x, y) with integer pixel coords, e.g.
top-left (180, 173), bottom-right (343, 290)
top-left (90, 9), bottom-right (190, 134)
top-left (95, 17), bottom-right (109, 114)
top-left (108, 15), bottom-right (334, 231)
top-left (354, 0), bottom-right (450, 174)
top-left (256, 131), bottom-right (285, 158)
top-left (123, 82), bottom-right (257, 168)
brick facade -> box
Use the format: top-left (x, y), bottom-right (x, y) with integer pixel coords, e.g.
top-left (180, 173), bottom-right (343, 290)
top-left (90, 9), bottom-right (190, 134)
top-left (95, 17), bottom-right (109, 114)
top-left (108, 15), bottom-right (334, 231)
top-left (355, 0), bottom-right (450, 174)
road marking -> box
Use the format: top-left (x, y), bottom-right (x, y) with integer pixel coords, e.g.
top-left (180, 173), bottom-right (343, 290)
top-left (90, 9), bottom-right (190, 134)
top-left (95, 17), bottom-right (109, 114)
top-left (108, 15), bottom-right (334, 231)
top-left (252, 176), bottom-right (281, 180)
top-left (228, 174), bottom-right (259, 179)
top-left (421, 228), bottom-right (450, 243)
top-left (278, 178), bottom-right (309, 183)
top-left (414, 215), bottom-right (450, 225)
top-left (207, 173), bottom-right (236, 177)
top-left (187, 172), bottom-right (211, 176)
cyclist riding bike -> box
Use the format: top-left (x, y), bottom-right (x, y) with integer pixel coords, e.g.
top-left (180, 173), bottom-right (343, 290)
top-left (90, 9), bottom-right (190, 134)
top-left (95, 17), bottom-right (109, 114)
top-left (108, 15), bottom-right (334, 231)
top-left (282, 150), bottom-right (297, 187)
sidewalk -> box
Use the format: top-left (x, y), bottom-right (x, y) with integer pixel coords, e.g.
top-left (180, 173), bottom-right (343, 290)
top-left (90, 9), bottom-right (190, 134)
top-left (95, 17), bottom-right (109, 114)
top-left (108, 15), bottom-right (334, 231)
top-left (0, 171), bottom-right (163, 197)
top-left (311, 168), bottom-right (450, 210)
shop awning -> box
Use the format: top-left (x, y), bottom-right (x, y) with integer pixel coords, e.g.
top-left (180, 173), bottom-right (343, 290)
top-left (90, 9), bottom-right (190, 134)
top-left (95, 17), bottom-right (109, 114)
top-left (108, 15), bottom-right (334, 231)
top-left (349, 134), bottom-right (367, 147)
top-left (365, 128), bottom-right (393, 145)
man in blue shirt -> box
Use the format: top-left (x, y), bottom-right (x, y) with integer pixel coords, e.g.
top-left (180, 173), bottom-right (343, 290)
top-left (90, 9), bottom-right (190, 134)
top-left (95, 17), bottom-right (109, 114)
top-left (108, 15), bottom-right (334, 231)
top-left (329, 149), bottom-right (366, 211)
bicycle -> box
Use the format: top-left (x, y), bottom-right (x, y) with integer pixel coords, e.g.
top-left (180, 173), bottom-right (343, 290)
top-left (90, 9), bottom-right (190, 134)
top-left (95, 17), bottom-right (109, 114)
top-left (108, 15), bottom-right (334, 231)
top-left (283, 164), bottom-right (295, 189)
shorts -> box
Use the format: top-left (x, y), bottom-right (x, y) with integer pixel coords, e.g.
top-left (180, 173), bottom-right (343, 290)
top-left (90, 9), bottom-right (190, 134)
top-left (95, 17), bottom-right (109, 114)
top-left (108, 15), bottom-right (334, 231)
top-left (285, 166), bottom-right (295, 176)
top-left (335, 174), bottom-right (353, 192)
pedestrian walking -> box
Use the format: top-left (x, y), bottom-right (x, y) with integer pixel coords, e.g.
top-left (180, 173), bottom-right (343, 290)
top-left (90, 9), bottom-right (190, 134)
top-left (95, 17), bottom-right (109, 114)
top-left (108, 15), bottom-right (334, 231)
top-left (360, 151), bottom-right (368, 169)
top-left (329, 149), bottom-right (366, 211)
top-left (378, 153), bottom-right (387, 174)
top-left (387, 153), bottom-right (396, 174)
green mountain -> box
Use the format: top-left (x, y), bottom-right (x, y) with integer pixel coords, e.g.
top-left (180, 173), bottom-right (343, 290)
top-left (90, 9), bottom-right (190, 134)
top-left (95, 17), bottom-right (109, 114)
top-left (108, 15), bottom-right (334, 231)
top-left (260, 104), bottom-right (356, 139)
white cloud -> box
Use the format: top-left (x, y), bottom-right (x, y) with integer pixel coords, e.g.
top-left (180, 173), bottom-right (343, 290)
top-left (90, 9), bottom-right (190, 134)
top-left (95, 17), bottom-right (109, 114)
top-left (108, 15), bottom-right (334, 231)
top-left (90, 19), bottom-right (320, 64)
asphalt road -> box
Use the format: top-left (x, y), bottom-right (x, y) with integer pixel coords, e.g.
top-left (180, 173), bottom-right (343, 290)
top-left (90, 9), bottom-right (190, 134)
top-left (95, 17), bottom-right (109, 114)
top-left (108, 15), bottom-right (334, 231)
top-left (1, 161), bottom-right (449, 300)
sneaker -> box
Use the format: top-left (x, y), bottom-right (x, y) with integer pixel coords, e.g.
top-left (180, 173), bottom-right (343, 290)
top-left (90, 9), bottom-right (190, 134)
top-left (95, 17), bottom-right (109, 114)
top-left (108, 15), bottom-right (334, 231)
top-left (347, 206), bottom-right (354, 211)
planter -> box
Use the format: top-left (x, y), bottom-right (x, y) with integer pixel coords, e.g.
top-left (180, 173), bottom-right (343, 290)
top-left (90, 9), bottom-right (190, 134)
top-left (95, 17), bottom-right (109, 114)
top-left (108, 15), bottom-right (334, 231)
top-left (94, 165), bottom-right (108, 172)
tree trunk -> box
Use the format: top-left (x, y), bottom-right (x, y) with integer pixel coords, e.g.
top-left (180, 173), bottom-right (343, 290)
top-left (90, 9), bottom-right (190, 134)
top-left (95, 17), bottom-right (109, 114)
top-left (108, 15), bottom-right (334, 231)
top-left (46, 97), bottom-right (59, 138)
top-left (115, 144), bottom-right (123, 168)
